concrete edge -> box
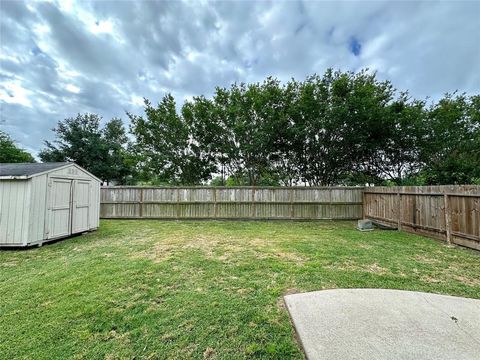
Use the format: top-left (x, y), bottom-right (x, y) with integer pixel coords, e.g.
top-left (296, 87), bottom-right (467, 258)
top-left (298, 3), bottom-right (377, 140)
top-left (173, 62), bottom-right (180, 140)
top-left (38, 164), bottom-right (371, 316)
top-left (283, 287), bottom-right (480, 302)
top-left (283, 296), bottom-right (310, 360)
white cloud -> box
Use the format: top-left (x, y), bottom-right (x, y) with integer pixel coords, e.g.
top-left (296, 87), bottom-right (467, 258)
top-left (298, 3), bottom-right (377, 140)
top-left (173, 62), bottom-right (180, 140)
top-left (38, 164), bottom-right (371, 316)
top-left (130, 95), bottom-right (144, 107)
top-left (0, 81), bottom-right (32, 107)
top-left (89, 19), bottom-right (113, 34)
top-left (65, 83), bottom-right (80, 93)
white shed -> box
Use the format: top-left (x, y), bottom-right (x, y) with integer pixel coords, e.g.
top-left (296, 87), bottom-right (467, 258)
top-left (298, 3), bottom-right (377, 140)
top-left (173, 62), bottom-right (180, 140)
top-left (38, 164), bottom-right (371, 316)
top-left (0, 162), bottom-right (101, 247)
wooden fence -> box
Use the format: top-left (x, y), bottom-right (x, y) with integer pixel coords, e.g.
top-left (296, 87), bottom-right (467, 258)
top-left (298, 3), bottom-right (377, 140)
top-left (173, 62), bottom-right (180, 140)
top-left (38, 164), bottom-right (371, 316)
top-left (100, 185), bottom-right (479, 251)
top-left (363, 185), bottom-right (480, 251)
top-left (100, 186), bottom-right (364, 220)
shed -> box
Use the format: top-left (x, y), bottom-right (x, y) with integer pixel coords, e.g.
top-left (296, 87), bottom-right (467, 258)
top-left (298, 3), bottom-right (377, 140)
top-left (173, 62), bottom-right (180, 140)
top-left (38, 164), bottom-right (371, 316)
top-left (0, 162), bottom-right (101, 247)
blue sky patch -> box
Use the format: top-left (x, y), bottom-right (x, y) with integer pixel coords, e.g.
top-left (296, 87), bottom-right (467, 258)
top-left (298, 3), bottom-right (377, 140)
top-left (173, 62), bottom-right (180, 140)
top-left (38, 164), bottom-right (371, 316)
top-left (31, 45), bottom-right (43, 56)
top-left (244, 57), bottom-right (259, 69)
top-left (295, 21), bottom-right (307, 35)
top-left (327, 26), bottom-right (335, 40)
top-left (349, 37), bottom-right (362, 56)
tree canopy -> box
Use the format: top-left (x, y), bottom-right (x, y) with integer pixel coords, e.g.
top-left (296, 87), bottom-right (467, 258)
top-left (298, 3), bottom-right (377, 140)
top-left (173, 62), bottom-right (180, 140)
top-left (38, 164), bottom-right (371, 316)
top-left (31, 68), bottom-right (479, 186)
top-left (0, 130), bottom-right (35, 163)
top-left (130, 69), bottom-right (479, 186)
top-left (39, 114), bottom-right (132, 184)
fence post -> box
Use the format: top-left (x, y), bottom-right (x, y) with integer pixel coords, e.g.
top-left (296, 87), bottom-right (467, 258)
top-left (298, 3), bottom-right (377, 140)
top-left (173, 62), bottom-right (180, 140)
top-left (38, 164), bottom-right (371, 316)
top-left (329, 188), bottom-right (333, 220)
top-left (397, 192), bottom-right (402, 231)
top-left (213, 188), bottom-right (217, 218)
top-left (412, 194), bottom-right (417, 231)
top-left (139, 188), bottom-right (144, 218)
top-left (362, 189), bottom-right (366, 219)
top-left (251, 187), bottom-right (256, 218)
top-left (176, 188), bottom-right (180, 219)
top-left (444, 194), bottom-right (452, 244)
top-left (290, 188), bottom-right (294, 219)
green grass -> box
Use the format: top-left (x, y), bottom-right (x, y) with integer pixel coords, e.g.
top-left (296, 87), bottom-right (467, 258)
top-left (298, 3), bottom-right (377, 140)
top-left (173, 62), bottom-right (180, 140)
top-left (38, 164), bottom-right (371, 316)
top-left (1, 220), bottom-right (479, 359)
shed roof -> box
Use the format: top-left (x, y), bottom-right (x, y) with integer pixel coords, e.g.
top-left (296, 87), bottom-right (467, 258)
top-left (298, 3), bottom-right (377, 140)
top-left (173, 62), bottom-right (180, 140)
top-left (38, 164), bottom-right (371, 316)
top-left (0, 162), bottom-right (71, 177)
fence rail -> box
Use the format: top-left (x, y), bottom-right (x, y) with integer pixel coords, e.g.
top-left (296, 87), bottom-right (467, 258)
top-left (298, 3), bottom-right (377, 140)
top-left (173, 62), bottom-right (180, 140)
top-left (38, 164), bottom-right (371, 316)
top-left (100, 186), bottom-right (364, 220)
top-left (363, 185), bottom-right (480, 251)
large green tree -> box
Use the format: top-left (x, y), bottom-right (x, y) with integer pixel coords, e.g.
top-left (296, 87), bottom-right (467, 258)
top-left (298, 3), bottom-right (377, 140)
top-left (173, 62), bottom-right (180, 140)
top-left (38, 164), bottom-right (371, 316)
top-left (419, 94), bottom-right (480, 184)
top-left (0, 130), bottom-right (35, 163)
top-left (129, 95), bottom-right (215, 184)
top-left (366, 93), bottom-right (427, 184)
top-left (183, 78), bottom-right (290, 185)
top-left (289, 70), bottom-right (394, 185)
top-left (213, 78), bottom-right (284, 185)
top-left (39, 114), bottom-right (132, 184)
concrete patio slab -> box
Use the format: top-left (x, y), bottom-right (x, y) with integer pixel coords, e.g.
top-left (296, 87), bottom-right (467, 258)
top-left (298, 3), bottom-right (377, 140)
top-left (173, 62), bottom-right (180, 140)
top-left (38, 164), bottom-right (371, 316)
top-left (284, 289), bottom-right (480, 360)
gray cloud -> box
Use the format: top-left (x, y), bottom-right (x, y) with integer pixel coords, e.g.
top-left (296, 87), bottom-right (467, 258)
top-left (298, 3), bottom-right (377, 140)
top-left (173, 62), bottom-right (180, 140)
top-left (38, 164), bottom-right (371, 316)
top-left (1, 0), bottom-right (479, 156)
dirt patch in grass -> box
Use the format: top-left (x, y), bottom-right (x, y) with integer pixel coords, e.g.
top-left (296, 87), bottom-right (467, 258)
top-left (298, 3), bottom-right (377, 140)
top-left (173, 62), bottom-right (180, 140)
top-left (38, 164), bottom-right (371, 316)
top-left (203, 347), bottom-right (216, 359)
top-left (131, 243), bottom-right (178, 262)
top-left (248, 238), bottom-right (308, 264)
top-left (132, 234), bottom-right (308, 266)
top-left (415, 255), bottom-right (441, 264)
top-left (451, 275), bottom-right (480, 287)
top-left (270, 251), bottom-right (306, 264)
top-left (276, 288), bottom-right (301, 310)
top-left (325, 261), bottom-right (389, 274)
top-left (366, 263), bottom-right (388, 274)
top-left (421, 275), bottom-right (443, 284)
top-left (0, 261), bottom-right (18, 267)
top-left (417, 264), bottom-right (480, 287)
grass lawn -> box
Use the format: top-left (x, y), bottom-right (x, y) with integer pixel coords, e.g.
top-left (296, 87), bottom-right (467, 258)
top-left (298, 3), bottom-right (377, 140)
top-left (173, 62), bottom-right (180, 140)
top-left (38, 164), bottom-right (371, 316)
top-left (1, 220), bottom-right (479, 359)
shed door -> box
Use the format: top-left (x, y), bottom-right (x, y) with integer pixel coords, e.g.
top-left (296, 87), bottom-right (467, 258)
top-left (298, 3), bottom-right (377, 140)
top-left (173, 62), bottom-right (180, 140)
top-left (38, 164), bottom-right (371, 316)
top-left (47, 178), bottom-right (73, 239)
top-left (72, 180), bottom-right (90, 233)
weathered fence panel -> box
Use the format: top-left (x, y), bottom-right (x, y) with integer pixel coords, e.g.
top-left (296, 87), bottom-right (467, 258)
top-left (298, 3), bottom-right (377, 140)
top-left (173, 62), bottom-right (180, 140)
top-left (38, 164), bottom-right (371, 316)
top-left (364, 185), bottom-right (480, 251)
top-left (100, 186), bottom-right (364, 220)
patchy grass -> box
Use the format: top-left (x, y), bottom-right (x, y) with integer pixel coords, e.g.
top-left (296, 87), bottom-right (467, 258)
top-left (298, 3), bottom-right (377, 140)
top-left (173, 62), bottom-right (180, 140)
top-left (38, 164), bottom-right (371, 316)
top-left (1, 220), bottom-right (479, 359)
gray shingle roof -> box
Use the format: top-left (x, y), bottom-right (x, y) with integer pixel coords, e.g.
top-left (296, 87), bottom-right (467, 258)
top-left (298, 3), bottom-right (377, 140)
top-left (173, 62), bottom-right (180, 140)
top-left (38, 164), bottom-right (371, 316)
top-left (0, 162), bottom-right (71, 177)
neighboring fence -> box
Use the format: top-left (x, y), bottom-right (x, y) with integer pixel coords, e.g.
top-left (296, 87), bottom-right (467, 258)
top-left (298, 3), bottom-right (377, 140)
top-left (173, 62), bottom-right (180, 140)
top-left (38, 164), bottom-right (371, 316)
top-left (100, 186), bottom-right (364, 220)
top-left (363, 185), bottom-right (480, 251)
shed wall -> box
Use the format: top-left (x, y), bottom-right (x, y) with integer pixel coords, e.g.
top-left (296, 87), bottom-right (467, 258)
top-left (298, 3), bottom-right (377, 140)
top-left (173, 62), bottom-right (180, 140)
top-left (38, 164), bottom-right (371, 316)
top-left (49, 165), bottom-right (97, 180)
top-left (0, 180), bottom-right (30, 245)
top-left (28, 174), bottom-right (48, 244)
top-left (89, 181), bottom-right (100, 228)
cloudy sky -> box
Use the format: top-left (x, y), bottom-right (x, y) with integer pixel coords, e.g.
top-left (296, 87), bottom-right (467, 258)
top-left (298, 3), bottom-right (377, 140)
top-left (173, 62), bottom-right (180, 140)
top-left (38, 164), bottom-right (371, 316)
top-left (1, 0), bottom-right (479, 156)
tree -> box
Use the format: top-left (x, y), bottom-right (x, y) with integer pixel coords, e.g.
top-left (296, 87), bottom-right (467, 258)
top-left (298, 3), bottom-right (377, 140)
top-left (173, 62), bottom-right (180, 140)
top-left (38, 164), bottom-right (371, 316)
top-left (39, 114), bottom-right (132, 184)
top-left (270, 79), bottom-right (302, 185)
top-left (186, 78), bottom-right (289, 186)
top-left (419, 94), bottom-right (480, 184)
top-left (291, 69), bottom-right (394, 185)
top-left (182, 95), bottom-right (225, 183)
top-left (0, 130), bottom-right (35, 163)
top-left (211, 78), bottom-right (285, 185)
top-left (129, 95), bottom-right (214, 184)
top-left (101, 118), bottom-right (134, 184)
top-left (368, 93), bottom-right (426, 184)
